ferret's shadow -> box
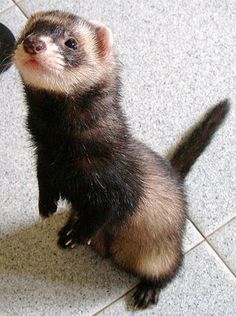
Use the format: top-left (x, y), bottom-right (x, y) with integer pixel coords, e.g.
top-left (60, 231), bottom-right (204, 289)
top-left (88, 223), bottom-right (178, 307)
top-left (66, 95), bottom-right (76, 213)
top-left (0, 209), bottom-right (136, 311)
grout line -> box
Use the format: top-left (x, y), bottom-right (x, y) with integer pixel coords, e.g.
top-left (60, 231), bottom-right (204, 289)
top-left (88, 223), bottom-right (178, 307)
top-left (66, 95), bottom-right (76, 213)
top-left (185, 239), bottom-right (205, 255)
top-left (93, 287), bottom-right (136, 316)
top-left (206, 215), bottom-right (236, 239)
top-left (11, 0), bottom-right (28, 18)
top-left (205, 239), bottom-right (236, 278)
top-left (187, 216), bottom-right (236, 277)
top-left (186, 216), bottom-right (206, 240)
top-left (187, 213), bottom-right (236, 242)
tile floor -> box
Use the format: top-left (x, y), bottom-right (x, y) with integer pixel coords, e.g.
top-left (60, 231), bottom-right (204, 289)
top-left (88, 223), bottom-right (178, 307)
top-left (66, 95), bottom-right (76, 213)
top-left (0, 1), bottom-right (235, 315)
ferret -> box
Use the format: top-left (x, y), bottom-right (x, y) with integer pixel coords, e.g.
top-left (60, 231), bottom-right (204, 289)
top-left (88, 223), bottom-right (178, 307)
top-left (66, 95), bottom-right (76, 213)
top-left (13, 10), bottom-right (230, 309)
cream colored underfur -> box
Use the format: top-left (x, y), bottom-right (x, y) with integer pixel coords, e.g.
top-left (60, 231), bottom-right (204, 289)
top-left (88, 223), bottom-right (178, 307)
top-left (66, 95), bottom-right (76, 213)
top-left (92, 148), bottom-right (185, 280)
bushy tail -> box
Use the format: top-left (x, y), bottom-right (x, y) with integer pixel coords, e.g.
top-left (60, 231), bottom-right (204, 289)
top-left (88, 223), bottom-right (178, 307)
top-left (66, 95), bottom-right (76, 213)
top-left (169, 99), bottom-right (230, 179)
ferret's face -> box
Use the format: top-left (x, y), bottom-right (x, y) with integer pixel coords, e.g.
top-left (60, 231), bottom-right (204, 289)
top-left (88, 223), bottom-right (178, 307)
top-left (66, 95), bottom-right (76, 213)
top-left (14, 11), bottom-right (114, 93)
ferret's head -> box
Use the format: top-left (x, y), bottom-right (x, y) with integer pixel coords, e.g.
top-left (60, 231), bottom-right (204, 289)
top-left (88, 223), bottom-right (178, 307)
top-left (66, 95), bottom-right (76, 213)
top-left (14, 10), bottom-right (116, 93)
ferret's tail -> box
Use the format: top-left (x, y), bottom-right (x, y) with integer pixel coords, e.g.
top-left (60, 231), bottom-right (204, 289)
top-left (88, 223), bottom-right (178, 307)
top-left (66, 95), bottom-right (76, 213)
top-left (169, 99), bottom-right (230, 179)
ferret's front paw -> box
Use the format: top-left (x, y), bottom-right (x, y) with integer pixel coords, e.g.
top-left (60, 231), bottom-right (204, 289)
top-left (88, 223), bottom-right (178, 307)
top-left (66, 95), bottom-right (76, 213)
top-left (58, 227), bottom-right (77, 249)
top-left (58, 225), bottom-right (91, 249)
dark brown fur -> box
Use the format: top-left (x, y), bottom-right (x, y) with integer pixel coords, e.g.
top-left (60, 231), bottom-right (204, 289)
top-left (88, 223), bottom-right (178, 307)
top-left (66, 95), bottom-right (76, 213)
top-left (14, 10), bottom-right (230, 309)
top-left (170, 100), bottom-right (230, 179)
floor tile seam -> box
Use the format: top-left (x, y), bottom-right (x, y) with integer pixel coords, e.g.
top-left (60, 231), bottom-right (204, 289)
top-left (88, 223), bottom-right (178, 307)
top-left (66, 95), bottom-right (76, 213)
top-left (205, 215), bottom-right (236, 239)
top-left (187, 214), bottom-right (236, 240)
top-left (11, 0), bottom-right (28, 18)
top-left (204, 238), bottom-right (236, 278)
top-left (187, 217), bottom-right (236, 276)
top-left (92, 287), bottom-right (136, 316)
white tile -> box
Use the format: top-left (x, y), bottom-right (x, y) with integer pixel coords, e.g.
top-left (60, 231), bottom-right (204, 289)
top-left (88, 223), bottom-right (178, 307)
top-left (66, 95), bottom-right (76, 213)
top-left (208, 218), bottom-right (236, 274)
top-left (99, 242), bottom-right (236, 316)
top-left (0, 7), bottom-right (32, 233)
top-left (186, 137), bottom-right (236, 236)
top-left (0, 5), bottom-right (26, 38)
top-left (0, 212), bottom-right (136, 315)
top-left (0, 0), bottom-right (12, 14)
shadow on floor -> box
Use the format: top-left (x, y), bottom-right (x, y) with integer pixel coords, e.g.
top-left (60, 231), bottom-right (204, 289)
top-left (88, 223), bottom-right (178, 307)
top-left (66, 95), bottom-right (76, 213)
top-left (0, 211), bottom-right (135, 290)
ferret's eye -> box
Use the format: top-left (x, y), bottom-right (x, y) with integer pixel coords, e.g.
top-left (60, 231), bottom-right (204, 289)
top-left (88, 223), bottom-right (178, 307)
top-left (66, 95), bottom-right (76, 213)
top-left (65, 38), bottom-right (77, 50)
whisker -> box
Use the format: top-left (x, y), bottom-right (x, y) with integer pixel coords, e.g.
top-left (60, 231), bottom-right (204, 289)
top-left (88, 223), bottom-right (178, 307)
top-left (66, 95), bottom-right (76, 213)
top-left (66, 67), bottom-right (98, 86)
top-left (0, 52), bottom-right (14, 68)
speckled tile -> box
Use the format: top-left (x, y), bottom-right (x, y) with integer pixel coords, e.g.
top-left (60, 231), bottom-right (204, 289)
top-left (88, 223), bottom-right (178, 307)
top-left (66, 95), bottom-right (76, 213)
top-left (185, 135), bottom-right (236, 236)
top-left (0, 6), bottom-right (34, 233)
top-left (0, 0), bottom-right (13, 14)
top-left (0, 213), bottom-right (136, 315)
top-left (0, 212), bottom-right (203, 315)
top-left (98, 242), bottom-right (236, 316)
top-left (0, 4), bottom-right (26, 37)
top-left (208, 218), bottom-right (236, 275)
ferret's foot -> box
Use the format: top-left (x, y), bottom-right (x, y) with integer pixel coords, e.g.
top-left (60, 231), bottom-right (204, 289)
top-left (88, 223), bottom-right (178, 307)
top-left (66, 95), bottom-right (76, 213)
top-left (58, 225), bottom-right (77, 249)
top-left (58, 224), bottom-right (91, 249)
top-left (133, 280), bottom-right (160, 309)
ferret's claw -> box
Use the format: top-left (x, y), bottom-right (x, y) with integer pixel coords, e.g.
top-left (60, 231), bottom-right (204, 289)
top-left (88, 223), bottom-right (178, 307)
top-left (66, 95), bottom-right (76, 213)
top-left (87, 239), bottom-right (91, 245)
top-left (66, 229), bottom-right (73, 236)
top-left (65, 239), bottom-right (73, 246)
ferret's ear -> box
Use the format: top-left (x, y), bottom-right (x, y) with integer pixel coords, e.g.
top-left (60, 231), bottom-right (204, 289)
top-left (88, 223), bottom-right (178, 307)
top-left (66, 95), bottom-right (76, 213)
top-left (90, 21), bottom-right (113, 58)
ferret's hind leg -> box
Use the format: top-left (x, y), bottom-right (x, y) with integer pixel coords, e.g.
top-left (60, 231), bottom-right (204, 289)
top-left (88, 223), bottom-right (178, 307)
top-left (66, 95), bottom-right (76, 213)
top-left (132, 248), bottom-right (183, 309)
top-left (133, 249), bottom-right (182, 309)
top-left (110, 233), bottom-right (183, 309)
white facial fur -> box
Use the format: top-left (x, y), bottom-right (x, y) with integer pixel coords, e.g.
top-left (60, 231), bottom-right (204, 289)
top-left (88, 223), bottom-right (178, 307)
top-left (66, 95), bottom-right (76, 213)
top-left (14, 14), bottom-right (116, 94)
top-left (14, 36), bottom-right (67, 92)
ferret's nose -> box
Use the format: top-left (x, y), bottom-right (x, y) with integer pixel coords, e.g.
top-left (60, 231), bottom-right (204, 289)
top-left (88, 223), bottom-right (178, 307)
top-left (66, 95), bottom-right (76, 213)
top-left (23, 35), bottom-right (46, 54)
